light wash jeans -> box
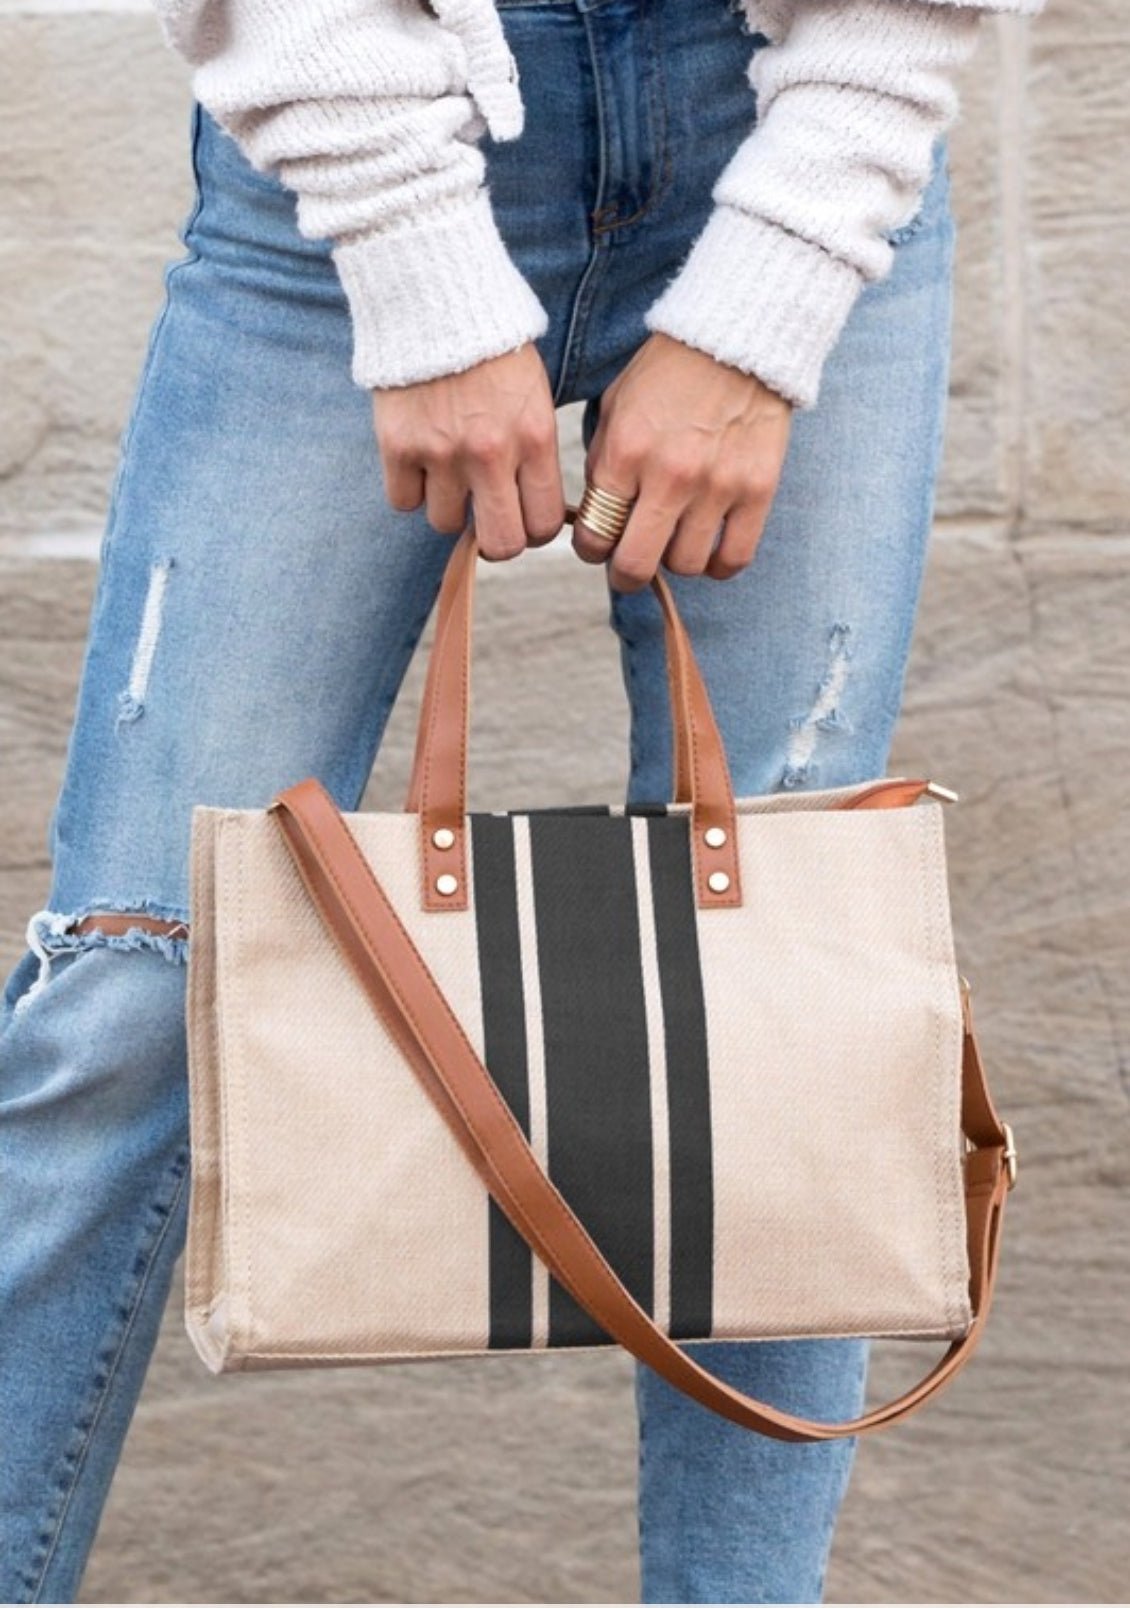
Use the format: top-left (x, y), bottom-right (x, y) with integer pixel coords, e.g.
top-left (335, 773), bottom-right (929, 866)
top-left (0, 0), bottom-right (956, 1598)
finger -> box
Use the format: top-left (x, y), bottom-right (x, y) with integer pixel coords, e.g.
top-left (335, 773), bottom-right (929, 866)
top-left (705, 500), bottom-right (768, 581)
top-left (663, 500), bottom-right (729, 578)
top-left (372, 395), bottom-right (426, 513)
top-left (606, 488), bottom-right (685, 593)
top-left (381, 456), bottom-right (426, 514)
top-left (572, 471), bottom-right (641, 567)
top-left (517, 429), bottom-right (567, 548)
top-left (467, 467), bottom-right (527, 562)
top-left (424, 469), bottom-right (472, 536)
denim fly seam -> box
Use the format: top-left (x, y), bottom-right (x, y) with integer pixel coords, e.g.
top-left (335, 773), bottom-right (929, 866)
top-left (551, 0), bottom-right (672, 405)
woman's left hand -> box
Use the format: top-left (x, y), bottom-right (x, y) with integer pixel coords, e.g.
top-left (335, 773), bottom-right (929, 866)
top-left (573, 332), bottom-right (793, 591)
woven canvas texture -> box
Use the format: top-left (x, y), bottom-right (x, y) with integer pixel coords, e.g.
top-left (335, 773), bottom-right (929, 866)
top-left (184, 784), bottom-right (972, 1373)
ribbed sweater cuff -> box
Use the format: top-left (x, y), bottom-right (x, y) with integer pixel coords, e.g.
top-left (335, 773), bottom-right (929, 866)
top-left (333, 189), bottom-right (550, 391)
top-left (643, 205), bottom-right (865, 410)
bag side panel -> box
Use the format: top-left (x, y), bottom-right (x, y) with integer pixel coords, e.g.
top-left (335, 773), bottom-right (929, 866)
top-left (699, 804), bottom-right (971, 1341)
top-left (216, 810), bottom-right (494, 1362)
top-left (183, 806), bottom-right (234, 1369)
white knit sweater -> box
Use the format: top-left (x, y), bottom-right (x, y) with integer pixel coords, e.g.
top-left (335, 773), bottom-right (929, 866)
top-left (155, 0), bottom-right (1044, 407)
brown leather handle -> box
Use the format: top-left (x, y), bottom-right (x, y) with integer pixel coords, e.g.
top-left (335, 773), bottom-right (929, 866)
top-left (405, 508), bottom-right (697, 813)
top-left (405, 520), bottom-right (741, 914)
top-left (270, 776), bottom-right (1013, 1443)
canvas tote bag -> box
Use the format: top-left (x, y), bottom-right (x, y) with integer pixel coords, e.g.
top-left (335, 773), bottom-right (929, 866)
top-left (184, 523), bottom-right (1016, 1442)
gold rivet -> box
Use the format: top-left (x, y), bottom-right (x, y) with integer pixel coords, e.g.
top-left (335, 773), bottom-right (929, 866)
top-left (432, 827), bottom-right (456, 850)
top-left (436, 873), bottom-right (459, 897)
top-left (704, 826), bottom-right (727, 849)
top-left (707, 871), bottom-right (731, 894)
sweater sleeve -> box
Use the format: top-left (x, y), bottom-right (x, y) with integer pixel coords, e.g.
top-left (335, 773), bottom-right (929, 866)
top-left (642, 0), bottom-right (1036, 409)
top-left (153, 0), bottom-right (549, 390)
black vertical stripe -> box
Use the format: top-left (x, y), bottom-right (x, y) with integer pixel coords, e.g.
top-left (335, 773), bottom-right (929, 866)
top-left (528, 813), bottom-right (655, 1347)
top-left (523, 805), bottom-right (612, 817)
top-left (647, 815), bottom-right (714, 1338)
top-left (470, 813), bottom-right (533, 1350)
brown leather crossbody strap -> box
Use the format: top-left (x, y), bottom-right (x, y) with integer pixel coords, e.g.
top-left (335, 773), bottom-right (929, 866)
top-left (269, 776), bottom-right (1013, 1443)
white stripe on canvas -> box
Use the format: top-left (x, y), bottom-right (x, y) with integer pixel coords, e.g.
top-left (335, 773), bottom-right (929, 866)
top-left (511, 815), bottom-right (551, 1348)
top-left (631, 816), bottom-right (672, 1335)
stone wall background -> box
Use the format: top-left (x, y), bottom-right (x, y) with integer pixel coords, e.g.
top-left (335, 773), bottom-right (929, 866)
top-left (2, 2), bottom-right (1127, 1601)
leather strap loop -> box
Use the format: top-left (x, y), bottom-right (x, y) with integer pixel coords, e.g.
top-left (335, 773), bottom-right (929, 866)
top-left (405, 520), bottom-right (741, 910)
top-left (270, 775), bottom-right (1011, 1443)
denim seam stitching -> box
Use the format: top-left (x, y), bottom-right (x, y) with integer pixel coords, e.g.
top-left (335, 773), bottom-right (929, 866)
top-left (28, 1150), bottom-right (191, 1603)
top-left (884, 136), bottom-right (950, 247)
top-left (593, 4), bottom-right (672, 237)
top-left (108, 105), bottom-right (207, 529)
top-left (42, 104), bottom-right (207, 869)
top-left (556, 245), bottom-right (612, 404)
top-left (551, 13), bottom-right (613, 407)
top-left (885, 208), bottom-right (928, 247)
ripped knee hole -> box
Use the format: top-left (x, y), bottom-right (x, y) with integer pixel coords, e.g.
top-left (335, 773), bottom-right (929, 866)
top-left (13, 909), bottom-right (190, 1019)
top-left (66, 912), bottom-right (190, 942)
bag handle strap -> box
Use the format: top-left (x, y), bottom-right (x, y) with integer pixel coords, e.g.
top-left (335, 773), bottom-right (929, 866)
top-left (405, 512), bottom-right (698, 816)
top-left (404, 523), bottom-right (741, 915)
top-left (269, 776), bottom-right (1014, 1443)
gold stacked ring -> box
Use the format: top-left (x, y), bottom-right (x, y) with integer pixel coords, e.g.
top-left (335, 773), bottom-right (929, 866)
top-left (576, 481), bottom-right (635, 545)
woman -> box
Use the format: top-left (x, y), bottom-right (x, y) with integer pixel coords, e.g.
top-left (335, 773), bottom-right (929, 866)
top-left (1, 0), bottom-right (1042, 1601)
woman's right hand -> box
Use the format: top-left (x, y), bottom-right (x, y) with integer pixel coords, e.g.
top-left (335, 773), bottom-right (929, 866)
top-left (371, 342), bottom-right (566, 561)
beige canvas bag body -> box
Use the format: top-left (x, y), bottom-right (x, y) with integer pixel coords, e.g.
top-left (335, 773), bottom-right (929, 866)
top-left (184, 524), bottom-right (1015, 1442)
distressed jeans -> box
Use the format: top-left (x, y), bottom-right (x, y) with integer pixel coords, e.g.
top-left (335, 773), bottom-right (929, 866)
top-left (0, 0), bottom-right (956, 1598)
